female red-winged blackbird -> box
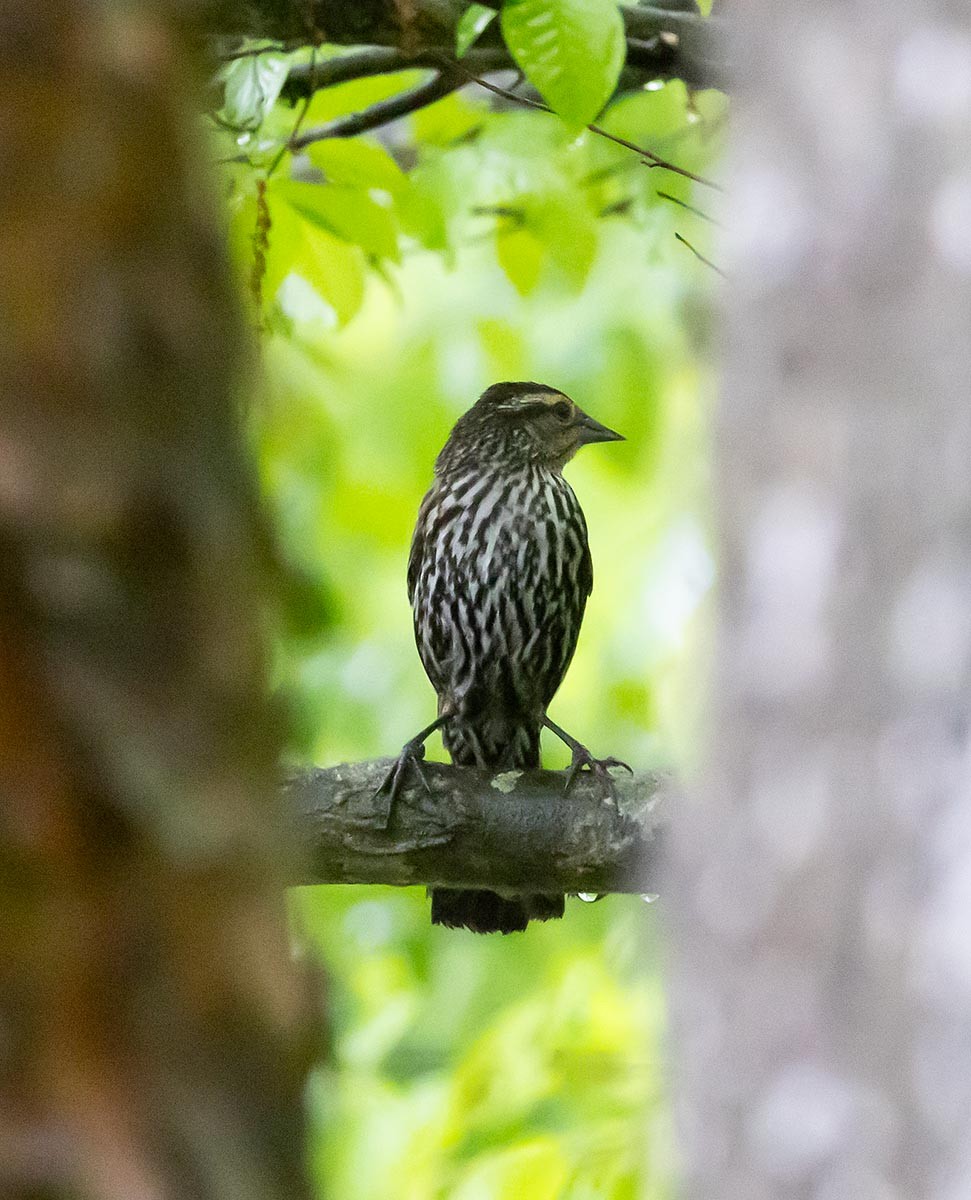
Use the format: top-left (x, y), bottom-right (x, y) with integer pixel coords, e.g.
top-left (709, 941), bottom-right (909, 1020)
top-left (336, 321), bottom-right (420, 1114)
top-left (384, 382), bottom-right (627, 933)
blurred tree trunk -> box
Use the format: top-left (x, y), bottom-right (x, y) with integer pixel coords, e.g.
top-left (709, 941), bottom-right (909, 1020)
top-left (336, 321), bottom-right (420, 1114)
top-left (0, 5), bottom-right (314, 1200)
top-left (669, 1), bottom-right (971, 1198)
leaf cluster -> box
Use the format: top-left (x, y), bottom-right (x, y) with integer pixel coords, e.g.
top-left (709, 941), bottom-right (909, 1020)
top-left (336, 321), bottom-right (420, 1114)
top-left (216, 52), bottom-right (724, 327)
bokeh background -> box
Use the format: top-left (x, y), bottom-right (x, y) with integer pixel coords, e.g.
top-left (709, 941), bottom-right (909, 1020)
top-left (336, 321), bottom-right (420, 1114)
top-left (222, 66), bottom-right (722, 1200)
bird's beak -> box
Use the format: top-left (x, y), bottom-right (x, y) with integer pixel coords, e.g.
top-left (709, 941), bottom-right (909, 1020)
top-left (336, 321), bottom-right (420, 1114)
top-left (574, 412), bottom-right (625, 445)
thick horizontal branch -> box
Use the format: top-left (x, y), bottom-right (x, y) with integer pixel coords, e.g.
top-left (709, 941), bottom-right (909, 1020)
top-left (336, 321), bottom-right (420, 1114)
top-left (279, 47), bottom-right (509, 105)
top-left (207, 1), bottom-right (720, 55)
top-left (212, 2), bottom-right (727, 102)
top-left (284, 758), bottom-right (670, 893)
top-left (622, 4), bottom-right (725, 89)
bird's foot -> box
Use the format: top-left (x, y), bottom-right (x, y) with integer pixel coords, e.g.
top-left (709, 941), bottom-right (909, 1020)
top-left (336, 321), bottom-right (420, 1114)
top-left (372, 737), bottom-right (433, 828)
top-left (564, 746), bottom-right (633, 804)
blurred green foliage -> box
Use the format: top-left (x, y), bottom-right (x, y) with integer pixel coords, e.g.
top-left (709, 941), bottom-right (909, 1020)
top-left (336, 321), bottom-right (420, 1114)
top-left (217, 48), bottom-right (722, 1200)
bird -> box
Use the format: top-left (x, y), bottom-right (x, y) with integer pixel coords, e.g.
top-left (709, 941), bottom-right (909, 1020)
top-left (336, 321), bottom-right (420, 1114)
top-left (381, 382), bottom-right (628, 934)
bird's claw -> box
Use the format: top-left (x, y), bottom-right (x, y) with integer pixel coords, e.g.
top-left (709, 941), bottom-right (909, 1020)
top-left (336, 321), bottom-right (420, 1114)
top-left (564, 749), bottom-right (633, 803)
top-left (372, 738), bottom-right (432, 827)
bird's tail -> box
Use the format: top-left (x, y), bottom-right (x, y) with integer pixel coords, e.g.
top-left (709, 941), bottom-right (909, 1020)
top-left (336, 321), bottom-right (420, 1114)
top-left (431, 889), bottom-right (564, 934)
top-left (442, 716), bottom-right (540, 770)
top-left (431, 714), bottom-right (564, 934)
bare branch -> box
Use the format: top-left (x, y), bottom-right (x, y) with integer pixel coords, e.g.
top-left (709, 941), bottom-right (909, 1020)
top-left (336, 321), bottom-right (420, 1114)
top-left (621, 4), bottom-right (727, 90)
top-left (213, 4), bottom-right (727, 154)
top-left (284, 759), bottom-right (670, 893)
top-left (280, 47), bottom-right (509, 103)
top-left (288, 69), bottom-right (463, 149)
top-left (281, 47), bottom-right (413, 102)
top-left (207, 2), bottom-right (725, 92)
top-left (587, 117), bottom-right (723, 190)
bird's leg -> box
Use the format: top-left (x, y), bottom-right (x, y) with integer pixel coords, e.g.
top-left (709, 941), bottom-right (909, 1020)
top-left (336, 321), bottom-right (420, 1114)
top-left (373, 714), bottom-right (451, 827)
top-left (541, 715), bottom-right (633, 802)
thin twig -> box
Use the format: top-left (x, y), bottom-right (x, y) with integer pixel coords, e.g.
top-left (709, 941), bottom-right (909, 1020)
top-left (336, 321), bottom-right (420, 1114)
top-left (657, 190), bottom-right (723, 226)
top-left (587, 121), bottom-right (723, 190)
top-left (581, 108), bottom-right (729, 188)
top-left (219, 42), bottom-right (286, 61)
top-left (458, 67), bottom-right (722, 191)
top-left (470, 204), bottom-right (524, 221)
top-left (461, 70), bottom-right (549, 112)
top-left (268, 46), bottom-right (318, 176)
top-left (675, 231), bottom-right (727, 278)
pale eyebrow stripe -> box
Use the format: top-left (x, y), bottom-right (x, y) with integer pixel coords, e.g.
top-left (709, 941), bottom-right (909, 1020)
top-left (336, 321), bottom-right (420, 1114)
top-left (496, 402), bottom-right (552, 417)
top-left (495, 393), bottom-right (569, 413)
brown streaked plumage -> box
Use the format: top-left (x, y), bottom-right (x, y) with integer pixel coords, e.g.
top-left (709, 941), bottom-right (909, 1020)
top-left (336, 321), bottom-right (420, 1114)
top-left (386, 382), bottom-right (626, 933)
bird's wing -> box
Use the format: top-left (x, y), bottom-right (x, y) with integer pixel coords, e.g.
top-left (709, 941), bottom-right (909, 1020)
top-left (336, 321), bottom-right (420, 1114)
top-left (577, 503), bottom-right (593, 598)
top-left (407, 486), bottom-right (433, 606)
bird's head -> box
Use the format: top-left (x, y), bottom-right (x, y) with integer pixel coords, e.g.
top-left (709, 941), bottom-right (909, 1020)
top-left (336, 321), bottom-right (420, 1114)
top-left (438, 382), bottom-right (624, 474)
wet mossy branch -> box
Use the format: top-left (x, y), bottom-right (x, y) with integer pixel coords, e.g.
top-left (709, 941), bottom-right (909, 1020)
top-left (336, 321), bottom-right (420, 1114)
top-left (210, 2), bottom-right (727, 97)
top-left (284, 760), bottom-right (670, 894)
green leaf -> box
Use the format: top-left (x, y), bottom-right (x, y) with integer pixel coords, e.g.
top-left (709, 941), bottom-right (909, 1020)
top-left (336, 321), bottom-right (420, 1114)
top-left (291, 223), bottom-right (366, 325)
top-left (304, 69), bottom-right (423, 126)
top-left (282, 180), bottom-right (400, 261)
top-left (220, 51), bottom-right (291, 130)
top-left (534, 193), bottom-right (597, 289)
top-left (396, 170), bottom-right (449, 253)
top-left (456, 3), bottom-right (498, 56)
top-left (493, 192), bottom-right (598, 296)
top-left (306, 139), bottom-right (407, 195)
top-left (496, 226), bottom-right (544, 295)
top-left (230, 182), bottom-right (367, 323)
top-left (410, 91), bottom-right (486, 146)
top-left (452, 1139), bottom-right (570, 1200)
top-left (500, 0), bottom-right (625, 127)
top-left (600, 81), bottom-right (693, 147)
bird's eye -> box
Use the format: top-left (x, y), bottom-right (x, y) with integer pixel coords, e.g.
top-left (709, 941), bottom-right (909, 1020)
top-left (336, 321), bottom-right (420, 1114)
top-left (552, 400), bottom-right (572, 422)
